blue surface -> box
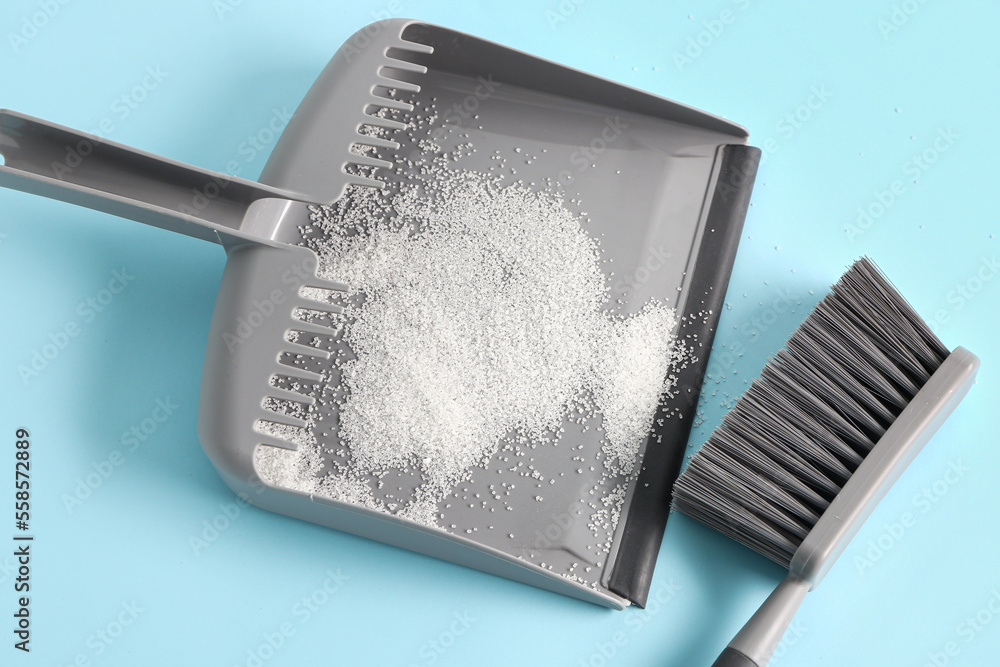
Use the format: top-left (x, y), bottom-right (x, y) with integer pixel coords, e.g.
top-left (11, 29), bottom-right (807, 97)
top-left (0, 1), bottom-right (997, 665)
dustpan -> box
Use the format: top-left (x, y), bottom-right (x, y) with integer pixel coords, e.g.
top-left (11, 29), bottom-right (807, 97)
top-left (0, 19), bottom-right (759, 609)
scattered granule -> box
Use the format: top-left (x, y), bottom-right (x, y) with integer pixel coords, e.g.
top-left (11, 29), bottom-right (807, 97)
top-left (316, 173), bottom-right (609, 494)
top-left (304, 161), bottom-right (682, 501)
top-left (254, 433), bottom-right (322, 490)
top-left (592, 305), bottom-right (680, 475)
top-left (253, 137), bottom-right (686, 546)
top-left (590, 482), bottom-right (630, 537)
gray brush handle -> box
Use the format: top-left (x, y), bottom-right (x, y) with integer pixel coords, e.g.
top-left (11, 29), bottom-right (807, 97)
top-left (715, 574), bottom-right (810, 667)
top-left (713, 348), bottom-right (980, 667)
top-left (713, 648), bottom-right (759, 667)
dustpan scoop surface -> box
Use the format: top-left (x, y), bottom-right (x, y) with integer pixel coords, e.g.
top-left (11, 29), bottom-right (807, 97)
top-left (195, 19), bottom-right (759, 608)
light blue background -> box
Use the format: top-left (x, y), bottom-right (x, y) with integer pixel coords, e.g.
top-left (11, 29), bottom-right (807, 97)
top-left (1, 1), bottom-right (997, 666)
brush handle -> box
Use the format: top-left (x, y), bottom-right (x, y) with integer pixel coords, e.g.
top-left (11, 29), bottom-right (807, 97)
top-left (713, 574), bottom-right (810, 667)
top-left (714, 648), bottom-right (758, 667)
top-left (0, 110), bottom-right (300, 245)
top-left (791, 346), bottom-right (981, 585)
top-left (711, 346), bottom-right (981, 667)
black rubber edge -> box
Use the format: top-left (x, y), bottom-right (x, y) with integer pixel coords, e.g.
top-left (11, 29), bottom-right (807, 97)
top-left (607, 144), bottom-right (761, 607)
top-left (713, 647), bottom-right (760, 667)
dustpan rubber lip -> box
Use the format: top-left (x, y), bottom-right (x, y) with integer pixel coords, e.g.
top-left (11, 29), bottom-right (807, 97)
top-left (607, 143), bottom-right (761, 607)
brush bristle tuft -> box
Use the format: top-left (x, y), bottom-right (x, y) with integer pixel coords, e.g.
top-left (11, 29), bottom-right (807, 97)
top-left (672, 257), bottom-right (949, 567)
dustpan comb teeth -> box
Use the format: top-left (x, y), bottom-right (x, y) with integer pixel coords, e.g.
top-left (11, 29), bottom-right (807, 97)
top-left (338, 38), bottom-right (433, 191)
top-left (250, 279), bottom-right (349, 448)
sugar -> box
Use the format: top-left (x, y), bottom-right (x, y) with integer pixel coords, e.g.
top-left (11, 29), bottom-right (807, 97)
top-left (255, 137), bottom-right (685, 544)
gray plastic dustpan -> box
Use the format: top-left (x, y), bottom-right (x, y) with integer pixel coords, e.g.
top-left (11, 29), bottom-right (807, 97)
top-left (0, 19), bottom-right (759, 608)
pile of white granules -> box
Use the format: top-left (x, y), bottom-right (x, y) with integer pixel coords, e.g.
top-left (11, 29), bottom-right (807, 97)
top-left (253, 139), bottom-right (685, 554)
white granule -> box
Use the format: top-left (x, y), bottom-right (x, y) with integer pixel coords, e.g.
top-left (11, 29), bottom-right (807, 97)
top-left (592, 306), bottom-right (681, 475)
top-left (254, 142), bottom-right (684, 540)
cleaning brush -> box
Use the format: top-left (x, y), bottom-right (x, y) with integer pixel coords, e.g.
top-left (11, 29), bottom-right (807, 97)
top-left (672, 257), bottom-right (980, 667)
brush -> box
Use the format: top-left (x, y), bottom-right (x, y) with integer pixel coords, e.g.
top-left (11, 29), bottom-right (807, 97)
top-left (671, 257), bottom-right (980, 667)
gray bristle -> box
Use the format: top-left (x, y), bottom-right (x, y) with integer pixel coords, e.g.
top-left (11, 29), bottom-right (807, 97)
top-left (672, 257), bottom-right (949, 567)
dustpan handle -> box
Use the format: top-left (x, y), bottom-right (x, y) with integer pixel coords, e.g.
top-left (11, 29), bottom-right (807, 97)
top-left (0, 110), bottom-right (303, 245)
